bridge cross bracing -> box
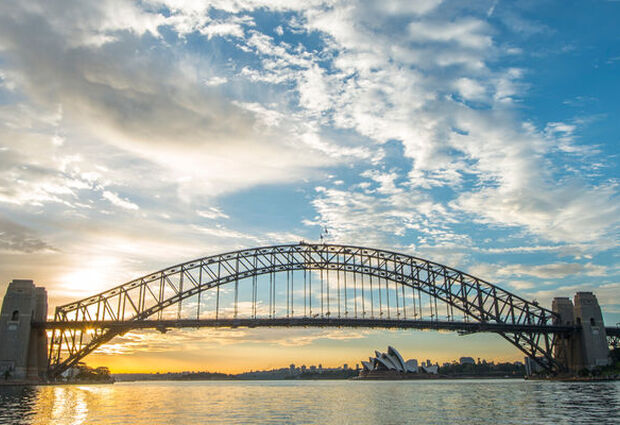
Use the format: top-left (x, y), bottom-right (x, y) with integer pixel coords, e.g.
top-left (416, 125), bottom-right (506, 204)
top-left (42, 243), bottom-right (574, 377)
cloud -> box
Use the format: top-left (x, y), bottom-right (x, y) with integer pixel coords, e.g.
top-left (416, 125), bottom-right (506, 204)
top-left (0, 0), bottom-right (354, 201)
top-left (305, 174), bottom-right (466, 255)
top-left (95, 327), bottom-right (371, 355)
top-left (497, 262), bottom-right (608, 279)
top-left (0, 217), bottom-right (56, 253)
top-left (506, 280), bottom-right (535, 290)
top-left (293, 1), bottom-right (617, 263)
top-left (203, 76), bottom-right (228, 86)
top-left (0, 0), bottom-right (617, 332)
top-left (0, 140), bottom-right (88, 208)
top-left (525, 282), bottom-right (620, 314)
top-left (448, 109), bottom-right (619, 246)
top-left (408, 18), bottom-right (492, 49)
top-left (102, 191), bottom-right (139, 210)
top-left (467, 261), bottom-right (609, 290)
top-left (191, 224), bottom-right (261, 243)
top-left (281, 2), bottom-right (618, 253)
top-left (199, 21), bottom-right (246, 39)
top-left (196, 207), bottom-right (229, 220)
top-left (453, 77), bottom-right (487, 100)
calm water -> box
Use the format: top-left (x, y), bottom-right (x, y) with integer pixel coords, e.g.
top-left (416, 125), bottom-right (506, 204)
top-left (0, 380), bottom-right (618, 424)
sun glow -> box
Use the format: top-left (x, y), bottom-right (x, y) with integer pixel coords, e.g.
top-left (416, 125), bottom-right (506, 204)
top-left (58, 257), bottom-right (123, 297)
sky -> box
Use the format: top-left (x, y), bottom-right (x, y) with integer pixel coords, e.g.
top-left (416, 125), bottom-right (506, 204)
top-left (0, 0), bottom-right (619, 373)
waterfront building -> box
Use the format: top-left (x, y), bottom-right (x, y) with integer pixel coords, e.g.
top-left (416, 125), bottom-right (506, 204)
top-left (524, 357), bottom-right (545, 376)
top-left (459, 357), bottom-right (476, 365)
top-left (420, 364), bottom-right (438, 374)
top-left (359, 346), bottom-right (437, 378)
top-left (405, 359), bottom-right (418, 373)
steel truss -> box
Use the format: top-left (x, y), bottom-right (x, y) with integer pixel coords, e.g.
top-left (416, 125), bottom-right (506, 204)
top-left (608, 325), bottom-right (620, 350)
top-left (46, 243), bottom-right (572, 377)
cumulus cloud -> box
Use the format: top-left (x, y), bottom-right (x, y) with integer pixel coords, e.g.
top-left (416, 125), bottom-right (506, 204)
top-left (287, 2), bottom-right (619, 253)
top-left (0, 0), bottom-right (356, 201)
top-left (453, 77), bottom-right (487, 100)
top-left (305, 175), bottom-right (465, 254)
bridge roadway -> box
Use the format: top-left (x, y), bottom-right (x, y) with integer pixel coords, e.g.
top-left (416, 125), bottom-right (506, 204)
top-left (33, 318), bottom-right (580, 334)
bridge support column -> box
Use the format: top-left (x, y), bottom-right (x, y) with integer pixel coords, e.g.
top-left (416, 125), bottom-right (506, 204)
top-left (551, 297), bottom-right (578, 372)
top-left (573, 292), bottom-right (610, 370)
top-left (0, 280), bottom-right (48, 381)
top-left (552, 292), bottom-right (610, 373)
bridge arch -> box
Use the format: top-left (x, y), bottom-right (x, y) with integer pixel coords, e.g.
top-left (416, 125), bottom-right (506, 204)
top-left (47, 243), bottom-right (566, 377)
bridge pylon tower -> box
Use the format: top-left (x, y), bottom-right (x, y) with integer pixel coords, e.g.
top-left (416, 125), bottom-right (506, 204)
top-left (552, 292), bottom-right (611, 372)
top-left (0, 279), bottom-right (48, 381)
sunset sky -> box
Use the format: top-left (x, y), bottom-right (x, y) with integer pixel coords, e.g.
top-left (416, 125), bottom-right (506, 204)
top-left (1, 0), bottom-right (619, 373)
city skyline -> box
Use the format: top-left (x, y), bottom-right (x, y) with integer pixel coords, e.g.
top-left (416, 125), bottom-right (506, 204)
top-left (108, 350), bottom-right (523, 375)
top-left (1, 0), bottom-right (619, 373)
top-left (84, 323), bottom-right (530, 373)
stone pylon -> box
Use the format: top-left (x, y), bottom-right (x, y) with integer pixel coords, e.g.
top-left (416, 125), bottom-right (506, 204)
top-left (0, 280), bottom-right (48, 381)
top-left (552, 292), bottom-right (610, 372)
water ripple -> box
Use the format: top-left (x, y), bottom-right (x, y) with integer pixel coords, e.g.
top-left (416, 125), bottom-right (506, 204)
top-left (0, 380), bottom-right (618, 425)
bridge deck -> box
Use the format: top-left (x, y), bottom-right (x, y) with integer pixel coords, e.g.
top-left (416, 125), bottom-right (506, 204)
top-left (34, 318), bottom-right (578, 334)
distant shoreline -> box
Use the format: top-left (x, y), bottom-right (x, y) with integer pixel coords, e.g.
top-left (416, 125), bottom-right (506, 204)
top-left (0, 380), bottom-right (113, 386)
top-left (0, 376), bottom-right (522, 386)
top-left (113, 373), bottom-right (526, 382)
top-left (4, 376), bottom-right (620, 386)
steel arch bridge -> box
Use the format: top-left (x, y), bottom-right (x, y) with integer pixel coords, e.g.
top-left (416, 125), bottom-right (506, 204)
top-left (41, 242), bottom-right (577, 378)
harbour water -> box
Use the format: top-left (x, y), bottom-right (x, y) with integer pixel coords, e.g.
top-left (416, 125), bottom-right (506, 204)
top-left (1, 379), bottom-right (618, 424)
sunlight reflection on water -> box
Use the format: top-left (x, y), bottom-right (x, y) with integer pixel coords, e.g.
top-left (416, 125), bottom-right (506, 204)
top-left (1, 380), bottom-right (619, 425)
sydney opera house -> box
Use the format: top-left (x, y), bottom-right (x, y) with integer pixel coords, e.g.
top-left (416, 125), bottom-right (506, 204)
top-left (359, 346), bottom-right (438, 378)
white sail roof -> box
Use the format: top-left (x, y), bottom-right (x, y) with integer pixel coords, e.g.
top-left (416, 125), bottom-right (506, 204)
top-left (362, 346), bottom-right (420, 374)
top-left (388, 346), bottom-right (407, 371)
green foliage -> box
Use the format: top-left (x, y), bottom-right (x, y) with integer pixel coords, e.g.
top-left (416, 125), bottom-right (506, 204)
top-left (437, 361), bottom-right (524, 377)
top-left (72, 364), bottom-right (113, 382)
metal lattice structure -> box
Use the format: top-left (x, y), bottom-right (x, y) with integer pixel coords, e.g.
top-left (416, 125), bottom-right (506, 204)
top-left (608, 324), bottom-right (620, 350)
top-left (43, 243), bottom-right (574, 377)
